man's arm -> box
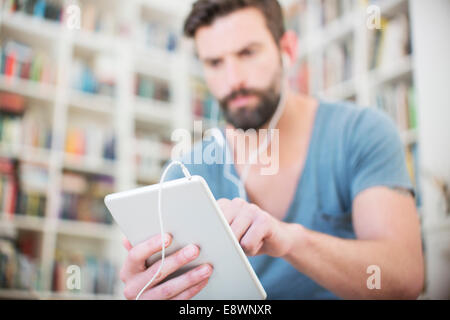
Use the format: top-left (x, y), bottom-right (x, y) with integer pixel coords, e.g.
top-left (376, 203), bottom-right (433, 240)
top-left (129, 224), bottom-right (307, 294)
top-left (283, 186), bottom-right (424, 299)
top-left (218, 187), bottom-right (424, 299)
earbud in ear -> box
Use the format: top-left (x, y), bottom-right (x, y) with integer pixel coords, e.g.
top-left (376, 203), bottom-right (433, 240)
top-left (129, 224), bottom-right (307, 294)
top-left (281, 54), bottom-right (290, 72)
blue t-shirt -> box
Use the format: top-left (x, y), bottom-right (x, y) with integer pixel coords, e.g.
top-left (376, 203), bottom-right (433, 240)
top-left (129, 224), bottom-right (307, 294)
top-left (165, 101), bottom-right (413, 299)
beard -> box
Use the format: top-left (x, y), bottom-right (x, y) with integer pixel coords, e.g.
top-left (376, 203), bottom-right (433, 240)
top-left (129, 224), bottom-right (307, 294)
top-left (218, 74), bottom-right (282, 131)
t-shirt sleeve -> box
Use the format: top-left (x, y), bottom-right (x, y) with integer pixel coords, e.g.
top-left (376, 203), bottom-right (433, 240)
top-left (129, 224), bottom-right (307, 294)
top-left (348, 108), bottom-right (414, 201)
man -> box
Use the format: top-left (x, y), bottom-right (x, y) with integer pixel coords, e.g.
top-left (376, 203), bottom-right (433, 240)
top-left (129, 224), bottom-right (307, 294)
top-left (120, 0), bottom-right (424, 299)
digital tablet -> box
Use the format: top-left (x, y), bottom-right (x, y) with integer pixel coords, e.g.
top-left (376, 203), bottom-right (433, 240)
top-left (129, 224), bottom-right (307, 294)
top-left (104, 175), bottom-right (267, 300)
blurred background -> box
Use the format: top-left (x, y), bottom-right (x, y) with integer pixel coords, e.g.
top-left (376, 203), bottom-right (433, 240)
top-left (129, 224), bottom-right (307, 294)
top-left (0, 0), bottom-right (448, 299)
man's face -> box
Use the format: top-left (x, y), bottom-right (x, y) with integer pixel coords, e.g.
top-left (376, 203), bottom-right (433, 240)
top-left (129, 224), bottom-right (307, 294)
top-left (195, 8), bottom-right (283, 130)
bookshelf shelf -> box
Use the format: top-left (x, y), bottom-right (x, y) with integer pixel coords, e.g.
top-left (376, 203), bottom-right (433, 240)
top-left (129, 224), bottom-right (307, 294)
top-left (377, 0), bottom-right (409, 18)
top-left (72, 30), bottom-right (116, 53)
top-left (0, 288), bottom-right (120, 300)
top-left (0, 214), bottom-right (47, 232)
top-left (0, 289), bottom-right (40, 300)
top-left (134, 98), bottom-right (173, 126)
top-left (0, 11), bottom-right (62, 41)
top-left (0, 144), bottom-right (52, 165)
top-left (45, 291), bottom-right (118, 300)
top-left (69, 91), bottom-right (115, 115)
top-left (368, 55), bottom-right (413, 87)
top-left (0, 75), bottom-right (57, 102)
top-left (63, 154), bottom-right (116, 177)
top-left (55, 219), bottom-right (119, 240)
top-left (422, 218), bottom-right (450, 234)
top-left (136, 170), bottom-right (160, 185)
top-left (134, 46), bottom-right (178, 77)
top-left (316, 13), bottom-right (354, 49)
top-left (320, 78), bottom-right (357, 101)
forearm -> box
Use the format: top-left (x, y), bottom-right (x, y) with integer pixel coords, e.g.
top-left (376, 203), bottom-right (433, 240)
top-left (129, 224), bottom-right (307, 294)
top-left (282, 223), bottom-right (424, 299)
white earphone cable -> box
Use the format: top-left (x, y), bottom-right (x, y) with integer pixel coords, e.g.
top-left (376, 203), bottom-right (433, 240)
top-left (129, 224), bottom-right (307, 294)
top-left (239, 66), bottom-right (289, 187)
top-left (135, 161), bottom-right (192, 300)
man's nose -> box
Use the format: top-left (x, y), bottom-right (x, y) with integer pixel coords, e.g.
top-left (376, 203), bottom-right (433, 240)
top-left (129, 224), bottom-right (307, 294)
top-left (224, 57), bottom-right (246, 92)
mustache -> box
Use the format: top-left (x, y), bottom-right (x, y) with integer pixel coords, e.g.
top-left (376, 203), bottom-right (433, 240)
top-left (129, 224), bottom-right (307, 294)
top-left (220, 88), bottom-right (264, 107)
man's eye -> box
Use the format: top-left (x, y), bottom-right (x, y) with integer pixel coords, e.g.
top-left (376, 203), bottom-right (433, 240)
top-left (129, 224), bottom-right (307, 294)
top-left (208, 60), bottom-right (222, 68)
top-left (240, 49), bottom-right (254, 57)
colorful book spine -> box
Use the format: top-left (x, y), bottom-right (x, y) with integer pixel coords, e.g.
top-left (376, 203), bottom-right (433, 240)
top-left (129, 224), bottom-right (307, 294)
top-left (135, 74), bottom-right (171, 103)
top-left (375, 83), bottom-right (417, 131)
top-left (4, 0), bottom-right (62, 22)
top-left (60, 172), bottom-right (114, 224)
top-left (0, 41), bottom-right (55, 85)
top-left (0, 158), bottom-right (18, 216)
top-left (65, 127), bottom-right (116, 161)
top-left (52, 248), bottom-right (117, 295)
top-left (0, 235), bottom-right (42, 291)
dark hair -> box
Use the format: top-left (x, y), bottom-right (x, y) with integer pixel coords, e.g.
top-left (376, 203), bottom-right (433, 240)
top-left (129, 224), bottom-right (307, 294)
top-left (183, 0), bottom-right (285, 45)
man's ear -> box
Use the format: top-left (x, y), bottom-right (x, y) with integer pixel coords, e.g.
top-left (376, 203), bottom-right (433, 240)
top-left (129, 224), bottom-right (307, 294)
top-left (279, 30), bottom-right (298, 66)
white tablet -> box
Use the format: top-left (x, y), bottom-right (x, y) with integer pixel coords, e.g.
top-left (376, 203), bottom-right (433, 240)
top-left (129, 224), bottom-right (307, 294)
top-left (104, 175), bottom-right (267, 300)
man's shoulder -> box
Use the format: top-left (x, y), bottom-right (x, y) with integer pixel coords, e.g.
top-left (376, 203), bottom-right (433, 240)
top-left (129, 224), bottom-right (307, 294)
top-left (319, 100), bottom-right (397, 140)
top-left (320, 100), bottom-right (389, 123)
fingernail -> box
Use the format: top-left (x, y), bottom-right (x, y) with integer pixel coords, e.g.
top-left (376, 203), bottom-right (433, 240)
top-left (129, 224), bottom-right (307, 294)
top-left (164, 234), bottom-right (171, 245)
top-left (196, 265), bottom-right (212, 277)
top-left (184, 245), bottom-right (198, 259)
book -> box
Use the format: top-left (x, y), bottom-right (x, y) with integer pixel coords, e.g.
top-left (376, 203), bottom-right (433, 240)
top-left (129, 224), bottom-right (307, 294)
top-left (65, 126), bottom-right (116, 161)
top-left (0, 158), bottom-right (18, 216)
top-left (306, 0), bottom-right (355, 29)
top-left (135, 74), bottom-right (171, 103)
top-left (408, 86), bottom-right (418, 129)
top-left (52, 248), bottom-right (117, 295)
top-left (135, 134), bottom-right (172, 177)
top-left (0, 99), bottom-right (52, 150)
top-left (375, 82), bottom-right (417, 131)
top-left (323, 37), bottom-right (353, 90)
top-left (0, 232), bottom-right (42, 290)
top-left (72, 57), bottom-right (116, 97)
top-left (368, 13), bottom-right (412, 71)
top-left (140, 20), bottom-right (179, 52)
top-left (0, 40), bottom-right (55, 85)
top-left (60, 172), bottom-right (115, 224)
top-left (3, 0), bottom-right (62, 22)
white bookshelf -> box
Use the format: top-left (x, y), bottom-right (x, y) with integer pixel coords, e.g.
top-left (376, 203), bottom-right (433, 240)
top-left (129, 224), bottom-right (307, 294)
top-left (294, 0), bottom-right (415, 112)
top-left (409, 0), bottom-right (450, 299)
top-left (0, 0), bottom-right (192, 299)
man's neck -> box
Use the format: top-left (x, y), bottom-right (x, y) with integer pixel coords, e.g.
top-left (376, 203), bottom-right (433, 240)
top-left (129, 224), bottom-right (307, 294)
top-left (225, 92), bottom-right (318, 167)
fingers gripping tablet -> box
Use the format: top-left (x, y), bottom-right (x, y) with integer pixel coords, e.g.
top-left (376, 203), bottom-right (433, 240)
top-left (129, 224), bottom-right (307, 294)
top-left (105, 172), bottom-right (266, 300)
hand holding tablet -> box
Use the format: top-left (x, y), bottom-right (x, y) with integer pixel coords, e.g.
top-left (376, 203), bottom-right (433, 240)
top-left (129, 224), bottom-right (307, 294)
top-left (119, 233), bottom-right (214, 300)
top-left (105, 175), bottom-right (266, 300)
